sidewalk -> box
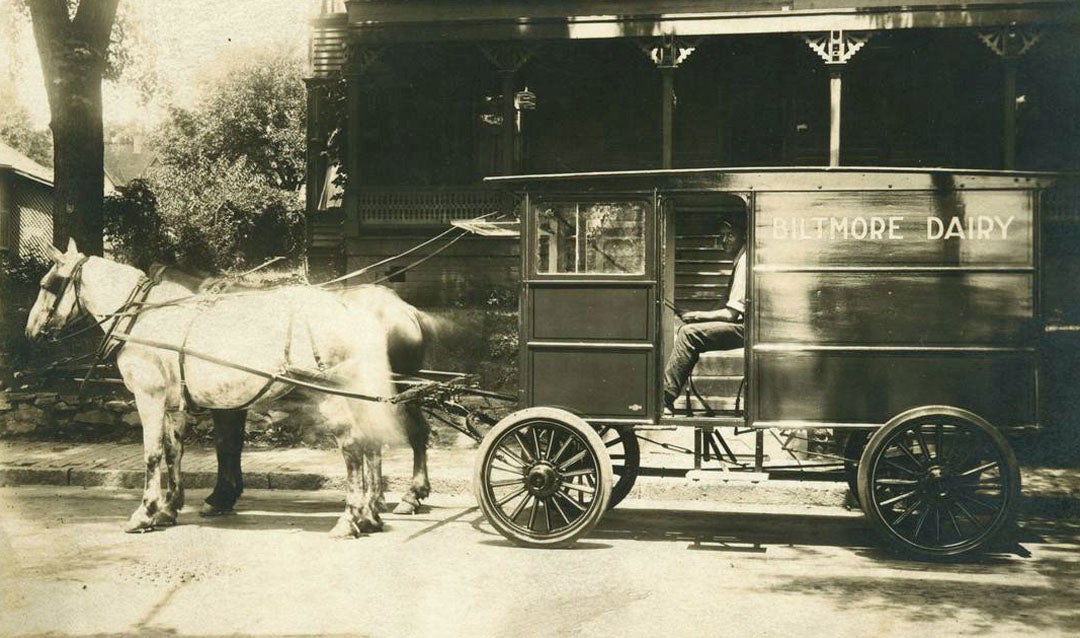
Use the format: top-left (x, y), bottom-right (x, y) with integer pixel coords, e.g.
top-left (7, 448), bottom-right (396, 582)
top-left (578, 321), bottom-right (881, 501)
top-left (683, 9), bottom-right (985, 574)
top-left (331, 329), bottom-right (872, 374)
top-left (1, 439), bottom-right (1078, 512)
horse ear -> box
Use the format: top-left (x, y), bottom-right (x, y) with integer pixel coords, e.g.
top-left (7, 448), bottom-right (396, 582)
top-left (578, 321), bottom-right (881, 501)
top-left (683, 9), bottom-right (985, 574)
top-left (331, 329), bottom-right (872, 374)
top-left (47, 244), bottom-right (63, 262)
top-left (66, 238), bottom-right (79, 255)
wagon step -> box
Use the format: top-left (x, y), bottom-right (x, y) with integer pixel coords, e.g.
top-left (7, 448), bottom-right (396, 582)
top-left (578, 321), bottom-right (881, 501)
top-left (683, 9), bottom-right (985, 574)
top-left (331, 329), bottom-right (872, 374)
top-left (686, 469), bottom-right (770, 483)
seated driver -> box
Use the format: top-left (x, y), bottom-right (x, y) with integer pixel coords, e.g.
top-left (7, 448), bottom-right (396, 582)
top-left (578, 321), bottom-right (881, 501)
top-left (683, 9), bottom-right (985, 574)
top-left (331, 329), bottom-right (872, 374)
top-left (663, 226), bottom-right (746, 416)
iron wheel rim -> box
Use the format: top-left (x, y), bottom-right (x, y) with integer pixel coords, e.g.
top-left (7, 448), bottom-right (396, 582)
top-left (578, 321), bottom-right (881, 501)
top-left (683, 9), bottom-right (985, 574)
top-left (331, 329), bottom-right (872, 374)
top-left (866, 416), bottom-right (1015, 554)
top-left (480, 418), bottom-right (605, 540)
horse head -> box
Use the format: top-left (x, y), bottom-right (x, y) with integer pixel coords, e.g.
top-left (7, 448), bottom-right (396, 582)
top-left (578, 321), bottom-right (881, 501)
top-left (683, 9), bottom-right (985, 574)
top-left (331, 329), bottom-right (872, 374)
top-left (25, 238), bottom-right (90, 342)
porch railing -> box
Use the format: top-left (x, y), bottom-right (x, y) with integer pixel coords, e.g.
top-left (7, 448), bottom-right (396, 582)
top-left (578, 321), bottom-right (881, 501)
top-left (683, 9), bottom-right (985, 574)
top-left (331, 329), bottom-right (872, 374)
top-left (357, 187), bottom-right (520, 228)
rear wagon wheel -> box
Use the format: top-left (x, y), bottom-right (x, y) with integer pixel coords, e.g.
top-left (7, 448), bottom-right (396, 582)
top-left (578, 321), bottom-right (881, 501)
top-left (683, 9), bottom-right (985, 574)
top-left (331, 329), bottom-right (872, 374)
top-left (595, 425), bottom-right (640, 509)
top-left (857, 406), bottom-right (1021, 560)
top-left (474, 408), bottom-right (612, 548)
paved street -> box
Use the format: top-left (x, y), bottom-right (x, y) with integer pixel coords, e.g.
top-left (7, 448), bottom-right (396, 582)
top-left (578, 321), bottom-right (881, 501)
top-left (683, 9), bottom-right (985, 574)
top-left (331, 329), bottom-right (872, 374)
top-left (2, 485), bottom-right (1078, 637)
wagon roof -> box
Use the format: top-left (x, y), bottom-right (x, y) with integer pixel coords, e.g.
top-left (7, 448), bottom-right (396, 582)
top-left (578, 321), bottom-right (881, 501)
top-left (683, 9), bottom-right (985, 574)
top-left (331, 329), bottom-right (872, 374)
top-left (484, 166), bottom-right (1071, 192)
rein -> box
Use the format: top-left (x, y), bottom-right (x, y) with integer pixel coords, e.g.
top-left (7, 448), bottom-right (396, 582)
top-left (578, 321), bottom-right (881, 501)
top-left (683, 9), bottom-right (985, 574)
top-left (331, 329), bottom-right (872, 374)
top-left (317, 212), bottom-right (503, 288)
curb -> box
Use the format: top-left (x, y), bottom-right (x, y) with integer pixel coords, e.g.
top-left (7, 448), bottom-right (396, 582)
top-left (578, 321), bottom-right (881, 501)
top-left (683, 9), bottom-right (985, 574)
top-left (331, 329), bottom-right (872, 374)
top-left (0, 464), bottom-right (847, 508)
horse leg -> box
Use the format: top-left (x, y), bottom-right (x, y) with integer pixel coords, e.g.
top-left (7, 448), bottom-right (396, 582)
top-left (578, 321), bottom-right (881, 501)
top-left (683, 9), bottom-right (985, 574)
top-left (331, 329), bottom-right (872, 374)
top-left (393, 405), bottom-right (430, 515)
top-left (201, 409), bottom-right (247, 516)
top-left (329, 437), bottom-right (369, 539)
top-left (125, 392), bottom-right (168, 533)
top-left (360, 439), bottom-right (384, 531)
top-left (155, 409), bottom-right (188, 527)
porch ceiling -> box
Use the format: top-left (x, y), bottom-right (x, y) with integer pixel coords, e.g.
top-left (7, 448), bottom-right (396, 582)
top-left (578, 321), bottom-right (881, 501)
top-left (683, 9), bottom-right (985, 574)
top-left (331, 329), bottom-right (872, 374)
top-left (344, 0), bottom-right (1078, 43)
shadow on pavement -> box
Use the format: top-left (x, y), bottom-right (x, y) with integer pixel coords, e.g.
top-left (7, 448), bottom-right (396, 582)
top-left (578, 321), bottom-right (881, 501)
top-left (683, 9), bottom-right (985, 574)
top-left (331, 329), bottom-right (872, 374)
top-left (595, 507), bottom-right (875, 550)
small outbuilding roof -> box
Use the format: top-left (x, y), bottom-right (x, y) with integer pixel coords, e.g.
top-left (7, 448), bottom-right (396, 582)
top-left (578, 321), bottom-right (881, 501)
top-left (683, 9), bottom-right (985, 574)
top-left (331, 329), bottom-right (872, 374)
top-left (0, 140), bottom-right (53, 186)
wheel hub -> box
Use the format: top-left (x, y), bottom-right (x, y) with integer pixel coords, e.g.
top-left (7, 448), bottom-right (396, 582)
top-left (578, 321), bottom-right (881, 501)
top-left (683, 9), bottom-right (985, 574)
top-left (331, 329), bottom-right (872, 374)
top-left (526, 462), bottom-right (559, 497)
top-left (922, 465), bottom-right (952, 501)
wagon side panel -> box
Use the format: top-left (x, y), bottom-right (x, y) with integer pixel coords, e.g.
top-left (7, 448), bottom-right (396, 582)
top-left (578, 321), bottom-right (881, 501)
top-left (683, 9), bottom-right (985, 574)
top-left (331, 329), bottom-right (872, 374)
top-left (751, 187), bottom-right (1037, 429)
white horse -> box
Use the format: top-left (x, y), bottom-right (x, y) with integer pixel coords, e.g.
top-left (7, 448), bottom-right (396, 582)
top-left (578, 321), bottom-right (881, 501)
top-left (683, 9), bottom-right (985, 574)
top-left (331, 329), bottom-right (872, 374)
top-left (25, 239), bottom-right (400, 538)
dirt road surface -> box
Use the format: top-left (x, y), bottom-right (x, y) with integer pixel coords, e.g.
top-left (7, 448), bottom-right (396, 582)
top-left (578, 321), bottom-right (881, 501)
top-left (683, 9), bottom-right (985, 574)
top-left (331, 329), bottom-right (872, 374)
top-left (2, 486), bottom-right (1078, 637)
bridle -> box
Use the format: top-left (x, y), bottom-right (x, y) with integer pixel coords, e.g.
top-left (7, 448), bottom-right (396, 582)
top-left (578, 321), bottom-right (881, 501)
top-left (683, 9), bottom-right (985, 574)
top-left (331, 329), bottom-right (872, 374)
top-left (38, 255), bottom-right (92, 336)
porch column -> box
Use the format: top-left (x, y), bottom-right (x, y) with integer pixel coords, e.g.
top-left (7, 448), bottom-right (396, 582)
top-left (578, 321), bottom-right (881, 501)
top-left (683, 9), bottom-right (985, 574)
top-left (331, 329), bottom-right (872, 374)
top-left (639, 36), bottom-right (698, 169)
top-left (978, 26), bottom-right (1043, 169)
top-left (803, 30), bottom-right (872, 167)
top-left (480, 44), bottom-right (532, 175)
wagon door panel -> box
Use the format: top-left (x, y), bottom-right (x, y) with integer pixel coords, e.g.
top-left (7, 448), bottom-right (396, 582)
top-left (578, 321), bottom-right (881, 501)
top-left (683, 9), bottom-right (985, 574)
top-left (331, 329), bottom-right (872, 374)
top-left (751, 189), bottom-right (1037, 428)
top-left (523, 195), bottom-right (657, 420)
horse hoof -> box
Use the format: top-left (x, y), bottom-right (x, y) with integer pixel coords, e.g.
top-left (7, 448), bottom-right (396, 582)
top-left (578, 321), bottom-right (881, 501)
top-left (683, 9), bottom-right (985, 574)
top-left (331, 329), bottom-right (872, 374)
top-left (124, 517), bottom-right (155, 534)
top-left (392, 500), bottom-right (420, 515)
top-left (151, 511), bottom-right (177, 527)
top-left (356, 517), bottom-right (383, 534)
top-left (199, 502), bottom-right (235, 517)
top-left (328, 517), bottom-right (360, 539)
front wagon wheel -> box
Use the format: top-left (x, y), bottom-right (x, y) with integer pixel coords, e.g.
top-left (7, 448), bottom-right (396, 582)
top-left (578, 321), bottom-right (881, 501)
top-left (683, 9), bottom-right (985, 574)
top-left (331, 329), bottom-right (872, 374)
top-left (857, 406), bottom-right (1021, 560)
top-left (474, 408), bottom-right (612, 548)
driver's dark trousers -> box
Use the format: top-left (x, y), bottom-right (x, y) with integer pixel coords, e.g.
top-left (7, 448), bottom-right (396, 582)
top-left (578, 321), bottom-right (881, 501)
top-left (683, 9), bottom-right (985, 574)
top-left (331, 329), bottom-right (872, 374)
top-left (663, 320), bottom-right (745, 408)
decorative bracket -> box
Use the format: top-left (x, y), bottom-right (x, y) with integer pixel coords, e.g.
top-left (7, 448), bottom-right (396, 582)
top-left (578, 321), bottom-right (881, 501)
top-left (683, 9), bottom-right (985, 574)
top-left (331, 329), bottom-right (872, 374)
top-left (479, 43), bottom-right (532, 72)
top-left (638, 35), bottom-right (699, 68)
top-left (803, 30), bottom-right (873, 66)
top-left (978, 25), bottom-right (1042, 59)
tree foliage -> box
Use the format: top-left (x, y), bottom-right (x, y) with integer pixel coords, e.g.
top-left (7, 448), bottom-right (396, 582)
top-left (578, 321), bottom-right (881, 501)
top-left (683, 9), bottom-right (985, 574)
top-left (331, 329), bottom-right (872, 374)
top-left (0, 103), bottom-right (53, 167)
top-left (155, 49), bottom-right (306, 191)
top-left (105, 47), bottom-right (307, 272)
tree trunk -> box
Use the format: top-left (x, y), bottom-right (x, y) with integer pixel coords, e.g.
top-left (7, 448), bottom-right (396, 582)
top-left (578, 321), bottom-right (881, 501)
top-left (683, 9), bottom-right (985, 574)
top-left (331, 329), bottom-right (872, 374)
top-left (28, 0), bottom-right (118, 257)
top-left (50, 69), bottom-right (105, 255)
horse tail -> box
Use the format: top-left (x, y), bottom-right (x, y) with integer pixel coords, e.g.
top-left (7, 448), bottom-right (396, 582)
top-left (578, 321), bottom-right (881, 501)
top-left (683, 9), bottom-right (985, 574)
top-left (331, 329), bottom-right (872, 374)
top-left (414, 308), bottom-right (450, 351)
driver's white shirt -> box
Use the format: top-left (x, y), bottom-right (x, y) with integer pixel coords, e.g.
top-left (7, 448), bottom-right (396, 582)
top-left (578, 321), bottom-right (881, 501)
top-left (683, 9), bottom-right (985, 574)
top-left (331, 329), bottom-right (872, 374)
top-left (725, 250), bottom-right (746, 315)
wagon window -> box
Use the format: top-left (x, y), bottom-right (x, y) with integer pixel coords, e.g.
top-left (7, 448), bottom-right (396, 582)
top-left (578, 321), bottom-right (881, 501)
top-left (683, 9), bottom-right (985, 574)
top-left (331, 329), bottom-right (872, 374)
top-left (535, 201), bottom-right (646, 274)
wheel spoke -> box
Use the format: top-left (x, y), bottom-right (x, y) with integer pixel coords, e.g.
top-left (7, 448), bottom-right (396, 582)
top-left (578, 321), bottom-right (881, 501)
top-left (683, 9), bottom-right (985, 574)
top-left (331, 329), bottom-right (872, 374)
top-left (957, 461), bottom-right (999, 478)
top-left (491, 459), bottom-right (525, 476)
top-left (874, 478), bottom-right (918, 486)
top-left (528, 495), bottom-right (541, 530)
top-left (882, 457), bottom-right (918, 476)
top-left (543, 428), bottom-right (556, 460)
top-left (514, 431), bottom-right (535, 463)
top-left (936, 424), bottom-right (945, 462)
top-left (548, 496), bottom-right (571, 525)
top-left (561, 468), bottom-right (596, 479)
top-left (559, 448), bottom-right (589, 472)
top-left (495, 448), bottom-right (528, 471)
top-left (878, 489), bottom-right (918, 507)
top-left (544, 497), bottom-right (554, 531)
top-left (550, 434), bottom-right (573, 466)
top-left (958, 492), bottom-right (1000, 513)
top-left (531, 426), bottom-right (542, 462)
top-left (892, 438), bottom-right (925, 468)
top-left (944, 503), bottom-right (963, 538)
top-left (554, 488), bottom-right (585, 512)
top-left (953, 500), bottom-right (983, 529)
top-left (496, 486), bottom-right (528, 507)
top-left (562, 481), bottom-right (596, 496)
top-left (891, 498), bottom-right (924, 526)
top-left (509, 493), bottom-right (533, 522)
top-left (489, 478), bottom-right (526, 488)
top-left (933, 506), bottom-right (942, 544)
top-left (912, 506), bottom-right (932, 539)
top-left (914, 426), bottom-right (933, 463)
